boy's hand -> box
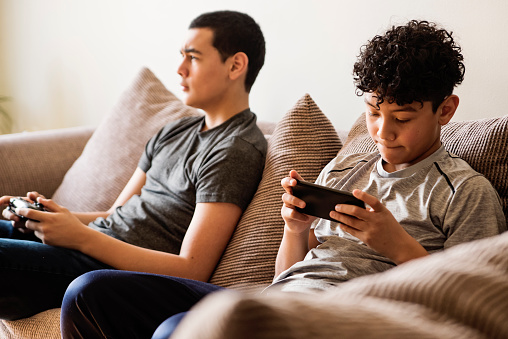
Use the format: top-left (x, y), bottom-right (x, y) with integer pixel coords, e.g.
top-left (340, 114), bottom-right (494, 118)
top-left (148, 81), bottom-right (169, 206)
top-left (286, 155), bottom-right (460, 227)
top-left (0, 195), bottom-right (28, 232)
top-left (281, 170), bottom-right (316, 234)
top-left (15, 197), bottom-right (89, 249)
top-left (330, 189), bottom-right (428, 264)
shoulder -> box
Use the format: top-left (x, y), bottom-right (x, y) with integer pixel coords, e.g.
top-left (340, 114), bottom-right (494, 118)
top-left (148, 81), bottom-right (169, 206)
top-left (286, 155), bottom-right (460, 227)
top-left (432, 150), bottom-right (490, 193)
top-left (217, 110), bottom-right (267, 155)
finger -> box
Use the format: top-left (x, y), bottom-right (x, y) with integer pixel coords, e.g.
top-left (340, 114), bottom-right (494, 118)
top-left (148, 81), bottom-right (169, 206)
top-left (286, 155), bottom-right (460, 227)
top-left (2, 207), bottom-right (21, 222)
top-left (281, 205), bottom-right (313, 223)
top-left (281, 177), bottom-right (297, 194)
top-left (339, 223), bottom-right (360, 238)
top-left (35, 198), bottom-right (59, 212)
top-left (282, 192), bottom-right (306, 209)
top-left (24, 219), bottom-right (40, 232)
top-left (352, 189), bottom-right (384, 212)
top-left (289, 170), bottom-right (304, 181)
top-left (0, 196), bottom-right (14, 206)
top-left (27, 192), bottom-right (44, 201)
top-left (330, 210), bottom-right (362, 230)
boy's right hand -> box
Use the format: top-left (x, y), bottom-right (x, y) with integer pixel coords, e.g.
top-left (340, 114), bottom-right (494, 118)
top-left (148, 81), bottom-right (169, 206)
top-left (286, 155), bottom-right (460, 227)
top-left (281, 170), bottom-right (316, 234)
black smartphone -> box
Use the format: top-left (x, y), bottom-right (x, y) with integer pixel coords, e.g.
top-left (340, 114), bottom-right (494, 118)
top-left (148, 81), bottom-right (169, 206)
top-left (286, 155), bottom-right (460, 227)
top-left (292, 180), bottom-right (365, 221)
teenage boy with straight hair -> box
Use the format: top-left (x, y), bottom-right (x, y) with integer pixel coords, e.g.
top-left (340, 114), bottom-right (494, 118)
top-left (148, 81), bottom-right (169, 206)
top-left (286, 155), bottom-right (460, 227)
top-left (0, 10), bottom-right (267, 321)
top-left (60, 20), bottom-right (506, 338)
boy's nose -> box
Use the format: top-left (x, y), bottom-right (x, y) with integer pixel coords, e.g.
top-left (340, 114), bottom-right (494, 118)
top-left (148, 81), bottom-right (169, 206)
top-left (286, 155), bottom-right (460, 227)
top-left (377, 120), bottom-right (396, 141)
top-left (177, 60), bottom-right (188, 77)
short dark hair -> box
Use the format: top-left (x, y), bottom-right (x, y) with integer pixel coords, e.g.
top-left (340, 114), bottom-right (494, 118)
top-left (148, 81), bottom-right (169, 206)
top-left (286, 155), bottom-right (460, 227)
top-left (353, 20), bottom-right (465, 112)
top-left (189, 10), bottom-right (265, 93)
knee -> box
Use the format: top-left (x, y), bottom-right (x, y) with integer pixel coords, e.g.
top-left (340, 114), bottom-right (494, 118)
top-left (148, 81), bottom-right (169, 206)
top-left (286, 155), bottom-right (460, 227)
top-left (151, 313), bottom-right (188, 339)
top-left (62, 270), bottom-right (116, 313)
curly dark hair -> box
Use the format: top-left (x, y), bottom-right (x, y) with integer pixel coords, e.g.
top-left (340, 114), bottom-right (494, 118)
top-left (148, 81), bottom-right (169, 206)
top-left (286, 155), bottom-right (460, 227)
top-left (353, 20), bottom-right (465, 112)
top-left (190, 11), bottom-right (265, 93)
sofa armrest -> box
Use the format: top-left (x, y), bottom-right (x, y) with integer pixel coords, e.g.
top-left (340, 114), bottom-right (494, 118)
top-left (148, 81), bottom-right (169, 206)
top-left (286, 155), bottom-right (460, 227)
top-left (0, 126), bottom-right (94, 199)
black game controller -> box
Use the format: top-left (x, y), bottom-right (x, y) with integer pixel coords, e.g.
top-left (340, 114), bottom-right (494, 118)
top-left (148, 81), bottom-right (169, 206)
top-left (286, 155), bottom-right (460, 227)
top-left (7, 197), bottom-right (45, 221)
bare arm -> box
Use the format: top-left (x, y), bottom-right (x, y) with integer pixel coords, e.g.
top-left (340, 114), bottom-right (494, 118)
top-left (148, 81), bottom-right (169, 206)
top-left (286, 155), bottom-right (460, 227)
top-left (72, 168), bottom-right (147, 224)
top-left (21, 199), bottom-right (242, 282)
top-left (274, 171), bottom-right (319, 277)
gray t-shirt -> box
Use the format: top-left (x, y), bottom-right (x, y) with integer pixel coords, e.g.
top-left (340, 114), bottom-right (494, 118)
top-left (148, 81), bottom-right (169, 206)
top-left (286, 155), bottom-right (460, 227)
top-left (90, 109), bottom-right (267, 254)
top-left (269, 146), bottom-right (506, 293)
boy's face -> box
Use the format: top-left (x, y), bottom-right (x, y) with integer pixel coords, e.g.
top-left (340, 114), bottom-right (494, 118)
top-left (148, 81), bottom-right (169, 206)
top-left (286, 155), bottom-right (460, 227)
top-left (177, 28), bottom-right (231, 111)
top-left (364, 93), bottom-right (444, 172)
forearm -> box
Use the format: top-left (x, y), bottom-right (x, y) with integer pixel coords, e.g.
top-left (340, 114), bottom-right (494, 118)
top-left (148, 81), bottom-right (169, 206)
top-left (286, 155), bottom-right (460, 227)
top-left (75, 227), bottom-right (212, 281)
top-left (391, 235), bottom-right (429, 265)
top-left (274, 225), bottom-right (311, 277)
top-left (72, 211), bottom-right (111, 225)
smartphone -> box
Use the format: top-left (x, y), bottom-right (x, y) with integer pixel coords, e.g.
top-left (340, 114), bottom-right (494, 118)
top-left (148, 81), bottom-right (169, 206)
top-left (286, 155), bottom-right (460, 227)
top-left (292, 180), bottom-right (365, 221)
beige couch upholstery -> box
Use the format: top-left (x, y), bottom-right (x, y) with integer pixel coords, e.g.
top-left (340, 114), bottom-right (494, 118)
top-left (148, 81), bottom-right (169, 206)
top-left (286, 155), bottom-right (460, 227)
top-left (0, 67), bottom-right (506, 338)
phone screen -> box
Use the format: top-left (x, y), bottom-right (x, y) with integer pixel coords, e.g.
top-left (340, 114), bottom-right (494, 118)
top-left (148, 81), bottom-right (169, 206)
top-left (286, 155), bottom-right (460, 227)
top-left (292, 180), bottom-right (364, 221)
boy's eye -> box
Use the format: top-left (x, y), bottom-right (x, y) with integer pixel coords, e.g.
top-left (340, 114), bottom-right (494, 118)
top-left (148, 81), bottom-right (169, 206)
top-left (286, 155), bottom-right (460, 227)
top-left (396, 118), bottom-right (410, 123)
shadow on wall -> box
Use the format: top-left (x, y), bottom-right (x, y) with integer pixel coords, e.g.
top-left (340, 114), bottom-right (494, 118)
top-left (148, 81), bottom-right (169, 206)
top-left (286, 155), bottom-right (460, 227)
top-left (0, 96), bottom-right (12, 134)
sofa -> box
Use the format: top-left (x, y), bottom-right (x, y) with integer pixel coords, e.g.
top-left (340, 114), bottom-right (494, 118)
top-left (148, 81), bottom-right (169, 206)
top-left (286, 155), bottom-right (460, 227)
top-left (0, 67), bottom-right (506, 338)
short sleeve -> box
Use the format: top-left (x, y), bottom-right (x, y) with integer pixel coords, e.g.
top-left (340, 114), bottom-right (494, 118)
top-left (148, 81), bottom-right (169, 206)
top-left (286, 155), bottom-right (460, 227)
top-left (195, 136), bottom-right (266, 211)
top-left (443, 175), bottom-right (507, 248)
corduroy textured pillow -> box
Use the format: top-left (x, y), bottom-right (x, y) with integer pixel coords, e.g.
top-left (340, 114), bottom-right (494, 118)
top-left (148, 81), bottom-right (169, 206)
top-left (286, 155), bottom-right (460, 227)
top-left (51, 67), bottom-right (200, 212)
top-left (209, 94), bottom-right (342, 290)
top-left (340, 113), bottom-right (508, 222)
top-left (173, 231), bottom-right (508, 339)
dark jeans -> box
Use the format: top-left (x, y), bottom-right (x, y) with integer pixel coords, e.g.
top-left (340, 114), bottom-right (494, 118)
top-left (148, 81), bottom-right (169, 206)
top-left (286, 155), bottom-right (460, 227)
top-left (0, 220), bottom-right (112, 320)
top-left (61, 270), bottom-right (224, 339)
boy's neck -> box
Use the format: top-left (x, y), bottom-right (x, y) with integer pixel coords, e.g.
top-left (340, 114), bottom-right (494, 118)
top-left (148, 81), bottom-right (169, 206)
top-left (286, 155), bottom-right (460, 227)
top-left (201, 90), bottom-right (250, 131)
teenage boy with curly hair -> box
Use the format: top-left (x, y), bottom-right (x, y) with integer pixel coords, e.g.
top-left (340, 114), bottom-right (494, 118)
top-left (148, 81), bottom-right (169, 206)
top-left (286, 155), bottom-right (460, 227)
top-left (0, 10), bottom-right (267, 321)
top-left (60, 20), bottom-right (506, 338)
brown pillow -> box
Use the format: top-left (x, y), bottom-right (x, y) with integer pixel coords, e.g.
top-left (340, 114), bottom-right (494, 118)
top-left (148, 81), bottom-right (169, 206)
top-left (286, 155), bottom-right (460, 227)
top-left (209, 94), bottom-right (342, 290)
top-left (51, 67), bottom-right (200, 211)
top-left (340, 113), bottom-right (508, 221)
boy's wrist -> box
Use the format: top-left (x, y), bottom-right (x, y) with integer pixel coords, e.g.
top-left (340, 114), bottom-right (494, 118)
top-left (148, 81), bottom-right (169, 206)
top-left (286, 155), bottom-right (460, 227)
top-left (393, 237), bottom-right (429, 264)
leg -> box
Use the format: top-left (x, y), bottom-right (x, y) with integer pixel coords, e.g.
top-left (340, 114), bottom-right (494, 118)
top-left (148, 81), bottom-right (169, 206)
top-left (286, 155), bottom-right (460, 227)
top-left (61, 270), bottom-right (224, 339)
top-left (0, 235), bottom-right (111, 320)
top-left (151, 312), bottom-right (188, 339)
top-left (0, 219), bottom-right (40, 241)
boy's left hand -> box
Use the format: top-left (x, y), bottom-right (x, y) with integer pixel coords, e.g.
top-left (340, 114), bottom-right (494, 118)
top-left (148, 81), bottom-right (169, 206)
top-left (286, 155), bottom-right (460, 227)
top-left (329, 189), bottom-right (428, 264)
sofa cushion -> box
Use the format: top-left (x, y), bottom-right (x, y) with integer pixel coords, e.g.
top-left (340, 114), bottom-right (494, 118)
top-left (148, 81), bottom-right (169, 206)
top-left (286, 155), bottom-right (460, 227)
top-left (172, 230), bottom-right (508, 339)
top-left (209, 93), bottom-right (342, 290)
top-left (51, 67), bottom-right (200, 211)
top-left (340, 113), bottom-right (508, 222)
top-left (0, 309), bottom-right (61, 339)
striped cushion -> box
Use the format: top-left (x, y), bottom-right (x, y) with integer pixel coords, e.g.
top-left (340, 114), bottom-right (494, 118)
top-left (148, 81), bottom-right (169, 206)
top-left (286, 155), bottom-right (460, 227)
top-left (51, 67), bottom-right (200, 211)
top-left (209, 93), bottom-right (342, 290)
top-left (173, 231), bottom-right (508, 339)
top-left (340, 113), bottom-right (508, 222)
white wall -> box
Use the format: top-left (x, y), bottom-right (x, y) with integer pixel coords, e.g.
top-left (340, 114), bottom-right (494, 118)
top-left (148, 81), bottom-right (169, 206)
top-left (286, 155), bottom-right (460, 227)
top-left (1, 0), bottom-right (507, 133)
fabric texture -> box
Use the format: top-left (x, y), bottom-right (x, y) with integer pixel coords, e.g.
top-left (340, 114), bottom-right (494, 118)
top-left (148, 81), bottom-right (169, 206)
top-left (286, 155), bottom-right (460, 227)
top-left (0, 309), bottom-right (61, 339)
top-left (51, 67), bottom-right (200, 212)
top-left (209, 93), bottom-right (342, 290)
top-left (172, 231), bottom-right (508, 339)
top-left (0, 126), bottom-right (94, 199)
top-left (341, 113), bottom-right (508, 223)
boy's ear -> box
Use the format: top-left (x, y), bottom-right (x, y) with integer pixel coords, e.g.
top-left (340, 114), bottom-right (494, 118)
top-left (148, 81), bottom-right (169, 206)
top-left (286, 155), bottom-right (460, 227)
top-left (228, 52), bottom-right (249, 81)
top-left (438, 95), bottom-right (459, 125)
